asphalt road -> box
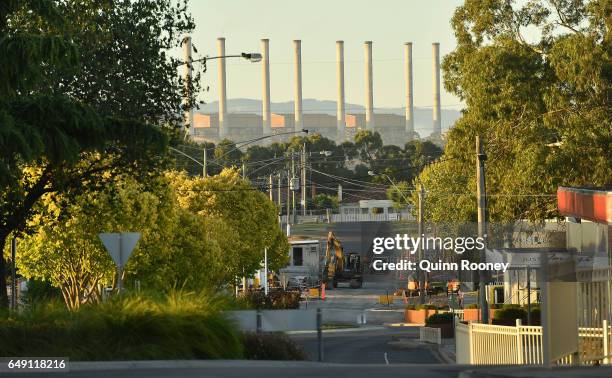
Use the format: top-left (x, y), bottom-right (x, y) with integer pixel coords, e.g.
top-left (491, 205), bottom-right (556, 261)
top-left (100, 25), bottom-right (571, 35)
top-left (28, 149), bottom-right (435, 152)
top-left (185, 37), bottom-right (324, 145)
top-left (1, 362), bottom-right (472, 378)
top-left (290, 327), bottom-right (441, 364)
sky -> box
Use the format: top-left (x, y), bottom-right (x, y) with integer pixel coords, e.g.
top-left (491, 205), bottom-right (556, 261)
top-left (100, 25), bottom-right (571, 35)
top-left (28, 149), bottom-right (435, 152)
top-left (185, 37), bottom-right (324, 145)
top-left (187, 0), bottom-right (465, 111)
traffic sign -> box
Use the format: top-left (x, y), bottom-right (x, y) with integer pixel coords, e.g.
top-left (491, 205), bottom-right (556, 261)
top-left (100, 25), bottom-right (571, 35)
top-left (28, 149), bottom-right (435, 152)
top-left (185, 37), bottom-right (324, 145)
top-left (99, 232), bottom-right (141, 268)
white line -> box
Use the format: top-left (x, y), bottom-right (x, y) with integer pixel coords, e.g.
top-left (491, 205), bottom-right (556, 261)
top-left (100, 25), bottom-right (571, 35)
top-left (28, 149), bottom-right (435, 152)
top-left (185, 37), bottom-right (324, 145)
top-left (384, 352), bottom-right (389, 365)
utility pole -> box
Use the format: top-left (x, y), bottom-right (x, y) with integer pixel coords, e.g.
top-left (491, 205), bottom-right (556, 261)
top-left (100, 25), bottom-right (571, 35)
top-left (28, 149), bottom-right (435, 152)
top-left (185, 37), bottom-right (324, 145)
top-left (476, 136), bottom-right (489, 323)
top-left (11, 237), bottom-right (16, 310)
top-left (418, 185), bottom-right (426, 304)
top-left (291, 153), bottom-right (297, 224)
top-left (242, 162), bottom-right (246, 179)
top-left (268, 174), bottom-right (273, 201)
top-left (202, 147), bottom-right (207, 177)
top-left (277, 172), bottom-right (282, 209)
top-left (286, 168), bottom-right (291, 226)
top-left (301, 143), bottom-right (307, 216)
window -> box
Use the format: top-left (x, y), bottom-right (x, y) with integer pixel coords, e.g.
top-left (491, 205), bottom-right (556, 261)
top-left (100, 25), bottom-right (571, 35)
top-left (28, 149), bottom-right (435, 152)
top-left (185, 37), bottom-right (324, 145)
top-left (292, 247), bottom-right (303, 266)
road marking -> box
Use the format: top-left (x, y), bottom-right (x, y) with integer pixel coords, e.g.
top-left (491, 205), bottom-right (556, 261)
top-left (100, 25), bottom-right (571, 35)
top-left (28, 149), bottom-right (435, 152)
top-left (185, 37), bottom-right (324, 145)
top-left (384, 352), bottom-right (389, 365)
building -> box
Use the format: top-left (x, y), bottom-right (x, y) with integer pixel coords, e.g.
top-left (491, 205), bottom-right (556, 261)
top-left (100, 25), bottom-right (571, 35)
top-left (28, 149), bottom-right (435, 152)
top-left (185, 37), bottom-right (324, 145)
top-left (279, 237), bottom-right (322, 284)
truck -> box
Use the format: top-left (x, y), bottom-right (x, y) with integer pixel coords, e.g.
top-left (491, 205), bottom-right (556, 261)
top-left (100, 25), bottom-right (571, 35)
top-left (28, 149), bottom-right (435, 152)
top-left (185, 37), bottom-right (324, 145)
top-left (322, 231), bottom-right (363, 289)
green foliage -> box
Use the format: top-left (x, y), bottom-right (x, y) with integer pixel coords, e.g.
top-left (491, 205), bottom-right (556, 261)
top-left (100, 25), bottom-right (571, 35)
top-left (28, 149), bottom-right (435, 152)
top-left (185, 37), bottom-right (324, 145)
top-left (426, 312), bottom-right (454, 325)
top-left (242, 332), bottom-right (306, 360)
top-left (0, 290), bottom-right (243, 360)
top-left (494, 306), bottom-right (527, 321)
top-left (415, 304), bottom-right (438, 310)
top-left (313, 194), bottom-right (338, 210)
top-left (23, 279), bottom-right (61, 304)
top-left (171, 169), bottom-right (290, 278)
top-left (415, 0), bottom-right (610, 222)
top-left (239, 291), bottom-right (301, 310)
top-left (0, 0), bottom-right (174, 307)
top-left (18, 170), bottom-right (288, 309)
top-left (466, 303), bottom-right (479, 309)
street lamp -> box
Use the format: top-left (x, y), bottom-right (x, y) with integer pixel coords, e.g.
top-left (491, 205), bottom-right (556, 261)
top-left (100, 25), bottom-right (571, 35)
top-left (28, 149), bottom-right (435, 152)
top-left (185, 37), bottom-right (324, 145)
top-left (179, 36), bottom-right (262, 136)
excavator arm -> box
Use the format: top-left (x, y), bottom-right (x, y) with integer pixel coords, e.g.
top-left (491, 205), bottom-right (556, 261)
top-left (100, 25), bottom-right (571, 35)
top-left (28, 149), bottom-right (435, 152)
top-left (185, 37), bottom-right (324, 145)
top-left (324, 231), bottom-right (345, 281)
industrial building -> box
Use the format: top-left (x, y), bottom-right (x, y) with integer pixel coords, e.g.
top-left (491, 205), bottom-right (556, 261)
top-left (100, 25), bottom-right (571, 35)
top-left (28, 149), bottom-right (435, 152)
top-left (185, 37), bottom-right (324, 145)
top-left (188, 39), bottom-right (445, 146)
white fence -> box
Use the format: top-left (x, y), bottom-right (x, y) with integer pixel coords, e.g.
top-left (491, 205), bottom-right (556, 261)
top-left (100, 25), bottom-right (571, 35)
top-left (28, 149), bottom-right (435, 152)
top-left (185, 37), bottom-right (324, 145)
top-left (281, 212), bottom-right (411, 224)
top-left (456, 319), bottom-right (611, 365)
top-left (420, 327), bottom-right (441, 345)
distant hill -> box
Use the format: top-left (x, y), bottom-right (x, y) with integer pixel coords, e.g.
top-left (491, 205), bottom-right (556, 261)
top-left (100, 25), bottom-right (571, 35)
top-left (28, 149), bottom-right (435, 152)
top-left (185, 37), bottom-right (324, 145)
top-left (198, 98), bottom-right (462, 133)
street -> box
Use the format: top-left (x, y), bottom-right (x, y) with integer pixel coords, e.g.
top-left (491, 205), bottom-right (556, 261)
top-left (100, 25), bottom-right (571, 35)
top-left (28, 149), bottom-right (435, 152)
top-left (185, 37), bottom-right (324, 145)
top-left (0, 361), bottom-right (474, 378)
top-left (291, 327), bottom-right (441, 364)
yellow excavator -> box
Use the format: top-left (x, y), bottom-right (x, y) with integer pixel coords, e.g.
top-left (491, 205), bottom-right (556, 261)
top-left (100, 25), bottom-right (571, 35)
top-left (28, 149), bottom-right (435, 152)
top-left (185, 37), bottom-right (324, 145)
top-left (322, 231), bottom-right (363, 289)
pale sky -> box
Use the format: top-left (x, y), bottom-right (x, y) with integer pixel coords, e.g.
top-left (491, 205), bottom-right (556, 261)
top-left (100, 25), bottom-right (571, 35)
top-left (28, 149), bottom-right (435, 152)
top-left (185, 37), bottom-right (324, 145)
top-left (187, 0), bottom-right (465, 111)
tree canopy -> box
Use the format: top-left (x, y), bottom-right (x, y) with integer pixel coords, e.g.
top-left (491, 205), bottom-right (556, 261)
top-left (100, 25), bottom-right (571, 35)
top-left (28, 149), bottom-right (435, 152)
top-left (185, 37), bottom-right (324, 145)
top-left (414, 0), bottom-right (610, 222)
top-left (0, 0), bottom-right (198, 305)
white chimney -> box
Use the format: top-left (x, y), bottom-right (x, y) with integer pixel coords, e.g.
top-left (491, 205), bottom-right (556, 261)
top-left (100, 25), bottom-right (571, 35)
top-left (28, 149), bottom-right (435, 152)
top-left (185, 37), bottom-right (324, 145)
top-left (182, 36), bottom-right (193, 136)
top-left (261, 39), bottom-right (271, 136)
top-left (364, 41), bottom-right (374, 130)
top-left (404, 42), bottom-right (414, 137)
top-left (336, 40), bottom-right (345, 142)
top-left (217, 37), bottom-right (228, 139)
top-left (293, 40), bottom-right (303, 132)
top-left (432, 42), bottom-right (441, 136)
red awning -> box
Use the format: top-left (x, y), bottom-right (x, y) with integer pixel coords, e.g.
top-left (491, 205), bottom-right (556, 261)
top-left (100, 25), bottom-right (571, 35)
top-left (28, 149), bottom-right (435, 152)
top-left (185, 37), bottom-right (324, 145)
top-left (557, 187), bottom-right (611, 224)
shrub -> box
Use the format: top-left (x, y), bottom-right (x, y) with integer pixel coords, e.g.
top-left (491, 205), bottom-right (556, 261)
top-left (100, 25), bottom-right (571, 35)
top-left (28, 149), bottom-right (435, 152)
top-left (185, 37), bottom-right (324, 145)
top-left (405, 304), bottom-right (416, 310)
top-left (23, 280), bottom-right (62, 304)
top-left (494, 307), bottom-right (527, 322)
top-left (426, 313), bottom-right (454, 325)
top-left (415, 304), bottom-right (437, 310)
top-left (240, 290), bottom-right (301, 310)
top-left (242, 332), bottom-right (306, 360)
top-left (465, 303), bottom-right (479, 309)
top-left (0, 290), bottom-right (243, 360)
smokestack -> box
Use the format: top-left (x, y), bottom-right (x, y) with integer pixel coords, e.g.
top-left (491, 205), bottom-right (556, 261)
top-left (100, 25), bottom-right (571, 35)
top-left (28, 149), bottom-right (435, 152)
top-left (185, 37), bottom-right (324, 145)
top-left (336, 40), bottom-right (345, 142)
top-left (432, 42), bottom-right (441, 136)
top-left (261, 39), bottom-right (271, 136)
top-left (364, 41), bottom-right (374, 130)
top-left (182, 36), bottom-right (193, 136)
top-left (404, 42), bottom-right (414, 137)
top-left (293, 40), bottom-right (303, 132)
top-left (218, 37), bottom-right (227, 139)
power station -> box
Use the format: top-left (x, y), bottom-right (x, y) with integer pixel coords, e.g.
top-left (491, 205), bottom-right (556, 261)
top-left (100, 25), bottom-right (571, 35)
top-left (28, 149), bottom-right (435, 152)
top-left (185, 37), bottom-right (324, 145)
top-left (190, 39), bottom-right (444, 147)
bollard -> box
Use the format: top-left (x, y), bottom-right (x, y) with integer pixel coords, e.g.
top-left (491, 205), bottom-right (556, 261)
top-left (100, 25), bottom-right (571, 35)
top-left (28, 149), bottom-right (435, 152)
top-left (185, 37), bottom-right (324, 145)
top-left (317, 308), bottom-right (323, 362)
top-left (256, 309), bottom-right (262, 333)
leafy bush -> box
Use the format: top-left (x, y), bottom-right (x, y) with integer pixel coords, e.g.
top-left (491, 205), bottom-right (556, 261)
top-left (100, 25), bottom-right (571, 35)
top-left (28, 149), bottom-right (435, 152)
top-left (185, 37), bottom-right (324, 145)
top-left (242, 332), bottom-right (306, 360)
top-left (494, 307), bottom-right (527, 321)
top-left (426, 313), bottom-right (454, 325)
top-left (0, 290), bottom-right (243, 360)
top-left (405, 304), bottom-right (416, 310)
top-left (240, 290), bottom-right (301, 310)
top-left (415, 304), bottom-right (438, 310)
top-left (23, 279), bottom-right (62, 304)
top-left (466, 303), bottom-right (479, 309)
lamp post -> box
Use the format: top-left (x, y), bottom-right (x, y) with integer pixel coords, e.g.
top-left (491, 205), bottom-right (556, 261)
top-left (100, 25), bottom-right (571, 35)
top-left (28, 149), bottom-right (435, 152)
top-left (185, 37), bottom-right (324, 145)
top-left (179, 35), bottom-right (262, 136)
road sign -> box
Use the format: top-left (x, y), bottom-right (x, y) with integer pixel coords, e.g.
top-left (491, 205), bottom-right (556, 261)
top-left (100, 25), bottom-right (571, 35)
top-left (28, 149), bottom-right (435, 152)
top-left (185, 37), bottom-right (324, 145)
top-left (99, 232), bottom-right (140, 268)
top-left (99, 232), bottom-right (140, 292)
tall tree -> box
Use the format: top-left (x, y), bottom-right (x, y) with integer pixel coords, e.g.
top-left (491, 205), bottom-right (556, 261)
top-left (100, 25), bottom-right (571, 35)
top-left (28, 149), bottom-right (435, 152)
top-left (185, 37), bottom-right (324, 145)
top-left (0, 0), bottom-right (189, 306)
top-left (415, 0), bottom-right (610, 222)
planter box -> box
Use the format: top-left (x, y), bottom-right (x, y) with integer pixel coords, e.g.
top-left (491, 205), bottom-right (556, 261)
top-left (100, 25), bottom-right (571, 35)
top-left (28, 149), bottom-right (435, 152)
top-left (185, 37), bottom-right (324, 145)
top-left (404, 309), bottom-right (437, 324)
top-left (426, 322), bottom-right (454, 338)
top-left (463, 308), bottom-right (497, 323)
